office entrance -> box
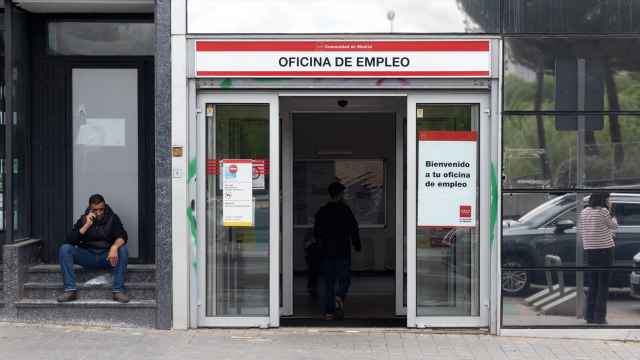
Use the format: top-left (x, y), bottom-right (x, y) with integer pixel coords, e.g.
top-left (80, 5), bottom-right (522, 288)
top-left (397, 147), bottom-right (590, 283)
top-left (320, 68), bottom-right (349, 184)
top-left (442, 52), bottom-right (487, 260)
top-left (194, 91), bottom-right (491, 328)
top-left (280, 96), bottom-right (406, 322)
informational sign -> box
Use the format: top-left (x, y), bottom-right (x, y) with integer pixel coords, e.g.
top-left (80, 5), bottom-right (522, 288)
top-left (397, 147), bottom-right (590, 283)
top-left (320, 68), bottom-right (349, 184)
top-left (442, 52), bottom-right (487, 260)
top-left (418, 131), bottom-right (477, 227)
top-left (210, 160), bottom-right (268, 190)
top-left (222, 159), bottom-right (254, 227)
top-left (195, 40), bottom-right (491, 78)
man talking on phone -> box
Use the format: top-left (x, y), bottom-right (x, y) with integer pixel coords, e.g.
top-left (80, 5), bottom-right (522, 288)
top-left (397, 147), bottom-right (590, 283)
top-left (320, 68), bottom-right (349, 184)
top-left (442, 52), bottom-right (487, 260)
top-left (57, 194), bottom-right (130, 303)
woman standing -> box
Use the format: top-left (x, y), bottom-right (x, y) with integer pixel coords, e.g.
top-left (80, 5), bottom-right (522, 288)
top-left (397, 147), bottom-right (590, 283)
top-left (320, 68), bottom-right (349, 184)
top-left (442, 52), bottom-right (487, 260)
top-left (580, 192), bottom-right (617, 324)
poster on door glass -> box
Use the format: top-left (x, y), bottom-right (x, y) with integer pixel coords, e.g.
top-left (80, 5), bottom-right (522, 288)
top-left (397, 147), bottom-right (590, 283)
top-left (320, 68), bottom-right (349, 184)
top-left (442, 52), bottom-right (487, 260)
top-left (418, 131), bottom-right (477, 227)
top-left (222, 159), bottom-right (254, 227)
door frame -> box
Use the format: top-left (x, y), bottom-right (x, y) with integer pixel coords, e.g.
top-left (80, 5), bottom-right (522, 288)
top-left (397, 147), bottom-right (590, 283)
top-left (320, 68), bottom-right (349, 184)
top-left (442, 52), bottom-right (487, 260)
top-left (279, 92), bottom-right (407, 317)
top-left (406, 92), bottom-right (491, 328)
top-left (196, 92), bottom-right (280, 327)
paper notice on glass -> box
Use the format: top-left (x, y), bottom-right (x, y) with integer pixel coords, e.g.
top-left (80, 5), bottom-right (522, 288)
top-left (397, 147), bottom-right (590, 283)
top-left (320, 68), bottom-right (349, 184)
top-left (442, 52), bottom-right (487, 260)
top-left (222, 160), bottom-right (254, 227)
top-left (418, 131), bottom-right (477, 227)
top-left (76, 118), bottom-right (125, 146)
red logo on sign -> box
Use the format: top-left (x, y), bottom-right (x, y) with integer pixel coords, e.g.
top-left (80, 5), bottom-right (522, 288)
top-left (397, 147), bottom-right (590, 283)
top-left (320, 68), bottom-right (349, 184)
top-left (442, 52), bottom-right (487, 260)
top-left (459, 205), bottom-right (472, 219)
top-left (229, 165), bottom-right (238, 173)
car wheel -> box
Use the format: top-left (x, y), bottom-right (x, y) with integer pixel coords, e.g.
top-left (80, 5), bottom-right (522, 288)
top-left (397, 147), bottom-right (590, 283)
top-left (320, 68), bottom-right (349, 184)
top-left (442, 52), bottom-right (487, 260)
top-left (502, 258), bottom-right (530, 296)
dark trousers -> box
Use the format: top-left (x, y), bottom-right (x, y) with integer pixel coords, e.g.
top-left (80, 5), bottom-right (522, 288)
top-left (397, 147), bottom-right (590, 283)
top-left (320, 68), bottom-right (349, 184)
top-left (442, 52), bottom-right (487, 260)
top-left (585, 247), bottom-right (614, 323)
top-left (59, 244), bottom-right (128, 292)
top-left (322, 256), bottom-right (351, 315)
top-left (305, 244), bottom-right (322, 294)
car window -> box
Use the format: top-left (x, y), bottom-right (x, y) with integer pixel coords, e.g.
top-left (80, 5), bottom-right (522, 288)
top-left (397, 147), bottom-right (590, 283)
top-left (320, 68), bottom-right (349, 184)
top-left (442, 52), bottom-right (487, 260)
top-left (518, 194), bottom-right (576, 226)
top-left (547, 208), bottom-right (576, 227)
top-left (616, 203), bottom-right (640, 226)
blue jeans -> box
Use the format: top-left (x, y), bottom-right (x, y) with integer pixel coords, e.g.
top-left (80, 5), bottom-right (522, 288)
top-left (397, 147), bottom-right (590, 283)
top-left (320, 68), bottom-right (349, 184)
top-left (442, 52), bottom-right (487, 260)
top-left (59, 244), bottom-right (128, 293)
top-left (322, 256), bottom-right (351, 314)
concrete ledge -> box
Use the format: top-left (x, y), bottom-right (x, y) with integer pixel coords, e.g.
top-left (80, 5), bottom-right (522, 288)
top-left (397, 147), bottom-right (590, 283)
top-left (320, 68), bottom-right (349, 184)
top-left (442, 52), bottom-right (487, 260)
top-left (15, 299), bottom-right (157, 308)
top-left (15, 299), bottom-right (157, 328)
top-left (1, 239), bottom-right (42, 320)
top-left (499, 328), bottom-right (640, 341)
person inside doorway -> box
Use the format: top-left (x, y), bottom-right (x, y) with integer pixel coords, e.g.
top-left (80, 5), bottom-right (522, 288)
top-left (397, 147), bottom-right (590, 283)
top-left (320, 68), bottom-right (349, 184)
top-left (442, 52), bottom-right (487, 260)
top-left (57, 194), bottom-right (130, 303)
top-left (580, 192), bottom-right (617, 324)
top-left (313, 181), bottom-right (361, 320)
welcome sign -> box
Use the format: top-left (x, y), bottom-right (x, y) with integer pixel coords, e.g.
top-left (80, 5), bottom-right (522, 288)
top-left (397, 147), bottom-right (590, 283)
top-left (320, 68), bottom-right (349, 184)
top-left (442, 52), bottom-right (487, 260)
top-left (418, 131), bottom-right (477, 228)
top-left (195, 40), bottom-right (491, 78)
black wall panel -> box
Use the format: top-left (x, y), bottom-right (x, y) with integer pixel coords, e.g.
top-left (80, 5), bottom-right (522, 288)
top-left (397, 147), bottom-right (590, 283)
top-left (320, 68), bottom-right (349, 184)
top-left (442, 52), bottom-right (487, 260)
top-left (29, 16), bottom-right (155, 263)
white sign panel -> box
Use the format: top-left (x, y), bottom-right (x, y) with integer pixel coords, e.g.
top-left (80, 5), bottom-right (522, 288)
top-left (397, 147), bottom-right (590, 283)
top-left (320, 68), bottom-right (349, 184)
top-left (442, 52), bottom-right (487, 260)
top-left (418, 131), bottom-right (477, 227)
top-left (195, 40), bottom-right (490, 78)
top-left (222, 160), bottom-right (254, 227)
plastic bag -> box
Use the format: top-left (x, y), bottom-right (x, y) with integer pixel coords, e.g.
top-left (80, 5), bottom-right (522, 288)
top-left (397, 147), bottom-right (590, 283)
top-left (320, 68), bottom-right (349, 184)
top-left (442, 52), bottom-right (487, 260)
top-left (84, 274), bottom-right (113, 286)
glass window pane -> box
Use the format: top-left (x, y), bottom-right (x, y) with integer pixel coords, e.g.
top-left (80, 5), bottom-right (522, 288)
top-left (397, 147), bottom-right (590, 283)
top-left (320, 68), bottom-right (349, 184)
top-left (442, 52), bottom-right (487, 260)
top-left (504, 38), bottom-right (640, 112)
top-left (48, 22), bottom-right (154, 56)
top-left (415, 104), bottom-right (480, 317)
top-left (503, 0), bottom-right (640, 34)
top-left (503, 269), bottom-right (640, 326)
top-left (206, 104), bottom-right (270, 317)
top-left (503, 115), bottom-right (577, 189)
top-left (188, 0), bottom-right (499, 33)
top-left (502, 192), bottom-right (640, 270)
top-left (504, 115), bottom-right (640, 189)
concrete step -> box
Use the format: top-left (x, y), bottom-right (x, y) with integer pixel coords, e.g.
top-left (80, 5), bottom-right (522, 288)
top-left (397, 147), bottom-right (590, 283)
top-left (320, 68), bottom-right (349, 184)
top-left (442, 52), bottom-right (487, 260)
top-left (23, 282), bottom-right (156, 301)
top-left (15, 299), bottom-right (157, 327)
top-left (27, 264), bottom-right (155, 283)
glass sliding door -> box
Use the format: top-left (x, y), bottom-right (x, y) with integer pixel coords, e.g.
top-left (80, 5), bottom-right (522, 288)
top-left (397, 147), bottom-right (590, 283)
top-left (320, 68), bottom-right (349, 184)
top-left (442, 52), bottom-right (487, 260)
top-left (407, 93), bottom-right (490, 328)
top-left (197, 93), bottom-right (279, 327)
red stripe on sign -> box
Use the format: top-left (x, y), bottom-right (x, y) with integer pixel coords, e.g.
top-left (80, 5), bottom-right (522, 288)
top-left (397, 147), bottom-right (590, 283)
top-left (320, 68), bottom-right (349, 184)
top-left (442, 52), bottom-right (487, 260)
top-left (196, 40), bottom-right (490, 52)
top-left (418, 131), bottom-right (477, 141)
top-left (196, 71), bottom-right (489, 77)
top-left (223, 159), bottom-right (253, 163)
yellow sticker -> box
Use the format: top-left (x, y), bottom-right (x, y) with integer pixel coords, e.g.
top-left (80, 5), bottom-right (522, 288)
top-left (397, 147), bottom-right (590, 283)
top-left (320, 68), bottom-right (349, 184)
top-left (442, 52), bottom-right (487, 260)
top-left (417, 108), bottom-right (424, 118)
top-left (206, 104), bottom-right (214, 117)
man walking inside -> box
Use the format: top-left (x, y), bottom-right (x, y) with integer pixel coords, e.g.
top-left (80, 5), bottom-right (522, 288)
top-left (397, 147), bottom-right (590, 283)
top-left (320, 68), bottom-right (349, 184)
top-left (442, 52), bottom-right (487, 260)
top-left (57, 194), bottom-right (130, 303)
top-left (313, 182), bottom-right (361, 320)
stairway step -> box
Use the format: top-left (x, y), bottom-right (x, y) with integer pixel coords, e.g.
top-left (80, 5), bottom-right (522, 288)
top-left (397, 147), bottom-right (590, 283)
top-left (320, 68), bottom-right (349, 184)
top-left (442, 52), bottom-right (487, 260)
top-left (15, 299), bottom-right (156, 327)
top-left (23, 282), bottom-right (155, 301)
top-left (28, 264), bottom-right (155, 283)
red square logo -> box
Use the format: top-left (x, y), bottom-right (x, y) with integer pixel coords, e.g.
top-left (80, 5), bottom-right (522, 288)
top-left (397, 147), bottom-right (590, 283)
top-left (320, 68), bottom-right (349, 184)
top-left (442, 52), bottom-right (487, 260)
top-left (459, 205), bottom-right (472, 219)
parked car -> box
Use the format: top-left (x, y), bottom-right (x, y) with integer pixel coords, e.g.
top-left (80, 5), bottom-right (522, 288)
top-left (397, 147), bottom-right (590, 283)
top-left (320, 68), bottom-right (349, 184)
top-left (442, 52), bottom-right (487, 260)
top-left (502, 193), bottom-right (640, 296)
top-left (630, 253), bottom-right (640, 299)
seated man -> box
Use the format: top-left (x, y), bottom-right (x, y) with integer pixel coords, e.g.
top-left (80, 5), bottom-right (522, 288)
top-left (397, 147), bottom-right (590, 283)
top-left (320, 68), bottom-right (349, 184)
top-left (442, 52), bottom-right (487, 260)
top-left (57, 194), bottom-right (130, 303)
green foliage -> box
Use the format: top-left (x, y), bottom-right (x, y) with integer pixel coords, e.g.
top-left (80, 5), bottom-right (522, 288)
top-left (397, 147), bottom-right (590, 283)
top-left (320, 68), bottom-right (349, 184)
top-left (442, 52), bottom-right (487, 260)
top-left (504, 72), bottom-right (640, 188)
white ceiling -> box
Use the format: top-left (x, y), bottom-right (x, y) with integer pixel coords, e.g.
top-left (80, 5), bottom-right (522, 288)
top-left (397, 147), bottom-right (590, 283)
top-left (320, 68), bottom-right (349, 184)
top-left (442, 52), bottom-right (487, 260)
top-left (15, 0), bottom-right (154, 13)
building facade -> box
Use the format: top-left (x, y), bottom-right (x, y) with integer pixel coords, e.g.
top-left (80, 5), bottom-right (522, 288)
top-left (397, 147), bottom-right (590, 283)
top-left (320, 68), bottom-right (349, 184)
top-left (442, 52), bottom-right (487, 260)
top-left (0, 0), bottom-right (639, 339)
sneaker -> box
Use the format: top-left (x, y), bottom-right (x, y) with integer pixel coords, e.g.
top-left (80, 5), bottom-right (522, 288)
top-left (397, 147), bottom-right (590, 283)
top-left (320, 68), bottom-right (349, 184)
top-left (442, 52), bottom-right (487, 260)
top-left (56, 291), bottom-right (78, 303)
top-left (112, 292), bottom-right (130, 303)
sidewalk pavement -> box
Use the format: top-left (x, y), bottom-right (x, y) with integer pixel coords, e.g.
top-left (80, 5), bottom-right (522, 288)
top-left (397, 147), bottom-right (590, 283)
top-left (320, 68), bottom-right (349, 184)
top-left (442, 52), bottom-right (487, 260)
top-left (1, 322), bottom-right (640, 360)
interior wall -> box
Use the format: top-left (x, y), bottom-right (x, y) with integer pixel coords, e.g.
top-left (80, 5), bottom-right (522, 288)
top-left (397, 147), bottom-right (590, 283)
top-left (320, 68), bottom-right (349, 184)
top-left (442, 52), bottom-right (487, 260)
top-left (281, 96), bottom-right (405, 272)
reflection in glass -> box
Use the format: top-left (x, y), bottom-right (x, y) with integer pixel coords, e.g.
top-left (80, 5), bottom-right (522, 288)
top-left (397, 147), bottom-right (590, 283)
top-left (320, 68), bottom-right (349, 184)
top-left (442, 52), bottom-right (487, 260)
top-left (504, 0), bottom-right (640, 34)
top-left (206, 104), bottom-right (270, 316)
top-left (503, 115), bottom-right (640, 189)
top-left (187, 0), bottom-right (499, 33)
top-left (502, 192), bottom-right (640, 327)
top-left (415, 104), bottom-right (479, 316)
top-left (504, 38), bottom-right (640, 112)
top-left (48, 22), bottom-right (155, 56)
top-left (502, 270), bottom-right (640, 327)
top-left (502, 192), bottom-right (640, 291)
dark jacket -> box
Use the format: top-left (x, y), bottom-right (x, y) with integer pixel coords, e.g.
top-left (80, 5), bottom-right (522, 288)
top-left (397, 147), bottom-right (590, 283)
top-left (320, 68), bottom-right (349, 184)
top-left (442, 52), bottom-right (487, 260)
top-left (313, 201), bottom-right (361, 258)
top-left (66, 205), bottom-right (128, 250)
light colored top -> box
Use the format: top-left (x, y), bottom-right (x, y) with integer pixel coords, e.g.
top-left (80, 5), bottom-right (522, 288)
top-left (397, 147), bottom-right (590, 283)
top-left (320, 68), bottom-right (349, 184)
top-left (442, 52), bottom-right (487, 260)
top-left (579, 207), bottom-right (617, 250)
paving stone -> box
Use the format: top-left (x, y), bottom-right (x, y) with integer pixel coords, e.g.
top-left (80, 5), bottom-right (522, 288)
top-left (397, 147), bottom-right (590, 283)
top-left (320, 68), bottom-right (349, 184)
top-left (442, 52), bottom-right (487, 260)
top-left (0, 323), bottom-right (639, 360)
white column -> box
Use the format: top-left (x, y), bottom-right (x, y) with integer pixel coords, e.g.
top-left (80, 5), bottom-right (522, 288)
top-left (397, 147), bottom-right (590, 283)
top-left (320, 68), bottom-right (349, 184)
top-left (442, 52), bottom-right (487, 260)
top-left (171, 0), bottom-right (190, 330)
